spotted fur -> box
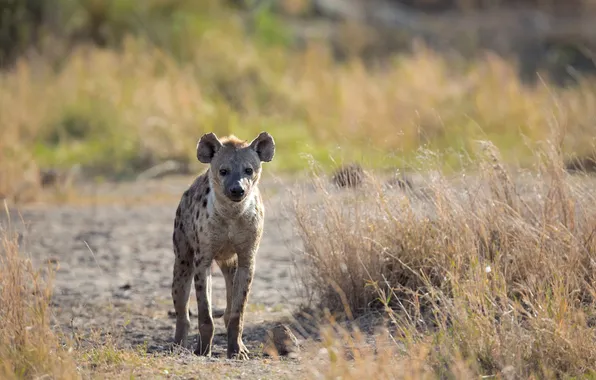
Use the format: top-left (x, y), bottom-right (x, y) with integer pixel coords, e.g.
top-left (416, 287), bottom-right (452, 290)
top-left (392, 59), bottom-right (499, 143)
top-left (171, 132), bottom-right (275, 360)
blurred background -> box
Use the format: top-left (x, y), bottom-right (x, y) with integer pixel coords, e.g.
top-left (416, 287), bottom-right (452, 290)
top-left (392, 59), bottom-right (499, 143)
top-left (2, 0), bottom-right (596, 201)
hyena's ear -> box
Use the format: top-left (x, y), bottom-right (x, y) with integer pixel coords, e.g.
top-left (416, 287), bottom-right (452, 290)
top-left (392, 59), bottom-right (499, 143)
top-left (197, 133), bottom-right (223, 164)
top-left (249, 132), bottom-right (275, 162)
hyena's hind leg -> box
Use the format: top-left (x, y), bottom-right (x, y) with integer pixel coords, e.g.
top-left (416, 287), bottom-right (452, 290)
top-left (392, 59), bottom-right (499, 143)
top-left (217, 257), bottom-right (238, 328)
top-left (172, 230), bottom-right (194, 348)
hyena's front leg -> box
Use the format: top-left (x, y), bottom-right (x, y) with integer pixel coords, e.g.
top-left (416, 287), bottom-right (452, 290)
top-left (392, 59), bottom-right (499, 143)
top-left (194, 259), bottom-right (214, 356)
top-left (226, 253), bottom-right (255, 360)
top-left (216, 257), bottom-right (238, 328)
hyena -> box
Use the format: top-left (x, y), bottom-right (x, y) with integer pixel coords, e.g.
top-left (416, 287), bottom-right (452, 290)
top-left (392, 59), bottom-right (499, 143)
top-left (171, 131), bottom-right (275, 360)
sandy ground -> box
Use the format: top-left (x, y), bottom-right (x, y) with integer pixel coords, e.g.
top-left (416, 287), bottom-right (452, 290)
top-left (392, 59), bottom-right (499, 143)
top-left (2, 174), bottom-right (308, 365)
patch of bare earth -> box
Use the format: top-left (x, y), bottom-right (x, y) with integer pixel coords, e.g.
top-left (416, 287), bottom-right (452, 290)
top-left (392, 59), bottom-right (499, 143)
top-left (2, 175), bottom-right (309, 378)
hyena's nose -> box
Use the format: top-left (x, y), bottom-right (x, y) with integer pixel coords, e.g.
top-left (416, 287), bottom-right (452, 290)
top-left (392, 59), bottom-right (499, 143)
top-left (230, 186), bottom-right (245, 198)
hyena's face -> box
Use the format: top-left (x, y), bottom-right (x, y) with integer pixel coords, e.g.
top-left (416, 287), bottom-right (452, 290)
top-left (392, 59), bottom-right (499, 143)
top-left (196, 132), bottom-right (275, 203)
top-left (211, 146), bottom-right (262, 203)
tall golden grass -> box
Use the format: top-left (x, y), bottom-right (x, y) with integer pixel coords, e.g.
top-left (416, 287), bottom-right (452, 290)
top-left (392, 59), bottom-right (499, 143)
top-left (294, 141), bottom-right (596, 378)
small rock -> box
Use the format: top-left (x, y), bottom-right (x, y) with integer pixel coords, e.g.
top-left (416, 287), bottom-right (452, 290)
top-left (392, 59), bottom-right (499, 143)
top-left (331, 163), bottom-right (367, 188)
top-left (212, 308), bottom-right (225, 319)
top-left (565, 155), bottom-right (596, 173)
top-left (40, 169), bottom-right (60, 188)
top-left (39, 165), bottom-right (80, 188)
top-left (168, 309), bottom-right (221, 318)
top-left (264, 324), bottom-right (300, 357)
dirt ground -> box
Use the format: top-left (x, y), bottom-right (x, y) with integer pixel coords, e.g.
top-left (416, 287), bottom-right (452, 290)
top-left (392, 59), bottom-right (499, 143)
top-left (2, 174), bottom-right (314, 377)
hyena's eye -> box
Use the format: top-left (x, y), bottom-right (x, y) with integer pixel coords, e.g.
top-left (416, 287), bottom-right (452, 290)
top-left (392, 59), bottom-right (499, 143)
top-left (219, 168), bottom-right (229, 176)
top-left (244, 167), bottom-right (253, 175)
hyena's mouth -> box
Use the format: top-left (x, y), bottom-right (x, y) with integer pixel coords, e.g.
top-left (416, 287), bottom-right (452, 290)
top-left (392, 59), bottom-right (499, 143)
top-left (227, 193), bottom-right (246, 203)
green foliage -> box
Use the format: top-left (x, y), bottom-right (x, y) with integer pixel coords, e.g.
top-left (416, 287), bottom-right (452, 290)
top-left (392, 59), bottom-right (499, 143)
top-left (34, 100), bottom-right (145, 178)
top-left (0, 0), bottom-right (235, 64)
top-left (251, 7), bottom-right (293, 47)
top-left (0, 0), bottom-right (45, 65)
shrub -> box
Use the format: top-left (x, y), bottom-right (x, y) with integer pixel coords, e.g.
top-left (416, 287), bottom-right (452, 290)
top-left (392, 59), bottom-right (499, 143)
top-left (0, 0), bottom-right (45, 66)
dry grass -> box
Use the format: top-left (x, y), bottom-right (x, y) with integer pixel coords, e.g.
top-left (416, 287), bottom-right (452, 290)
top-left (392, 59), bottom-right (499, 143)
top-left (0, 208), bottom-right (78, 379)
top-left (294, 141), bottom-right (596, 378)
